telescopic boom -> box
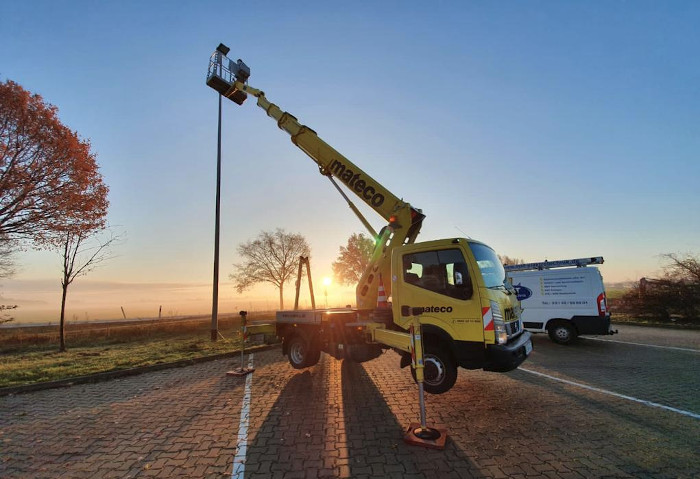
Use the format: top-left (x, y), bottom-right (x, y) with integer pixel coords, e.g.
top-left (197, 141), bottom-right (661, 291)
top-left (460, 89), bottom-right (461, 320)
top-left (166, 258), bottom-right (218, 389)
top-left (207, 52), bottom-right (424, 308)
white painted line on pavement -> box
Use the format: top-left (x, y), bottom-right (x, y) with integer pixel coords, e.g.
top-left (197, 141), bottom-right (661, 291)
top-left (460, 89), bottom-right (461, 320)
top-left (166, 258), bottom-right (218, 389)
top-left (519, 367), bottom-right (700, 420)
top-left (232, 354), bottom-right (254, 479)
top-left (582, 337), bottom-right (700, 353)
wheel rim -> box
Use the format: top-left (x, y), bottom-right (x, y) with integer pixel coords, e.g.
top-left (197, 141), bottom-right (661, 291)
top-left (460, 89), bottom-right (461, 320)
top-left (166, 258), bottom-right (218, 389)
top-left (554, 326), bottom-right (570, 341)
top-left (290, 342), bottom-right (305, 364)
top-left (424, 354), bottom-right (446, 386)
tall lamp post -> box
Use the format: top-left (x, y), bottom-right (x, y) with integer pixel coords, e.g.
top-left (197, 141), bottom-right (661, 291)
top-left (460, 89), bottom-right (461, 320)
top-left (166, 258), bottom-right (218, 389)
top-left (210, 42), bottom-right (230, 342)
top-left (323, 277), bottom-right (331, 309)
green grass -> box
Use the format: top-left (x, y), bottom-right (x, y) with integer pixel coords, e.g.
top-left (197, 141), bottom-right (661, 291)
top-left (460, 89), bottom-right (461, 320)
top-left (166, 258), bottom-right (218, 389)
top-left (0, 313), bottom-right (276, 389)
top-left (606, 287), bottom-right (629, 300)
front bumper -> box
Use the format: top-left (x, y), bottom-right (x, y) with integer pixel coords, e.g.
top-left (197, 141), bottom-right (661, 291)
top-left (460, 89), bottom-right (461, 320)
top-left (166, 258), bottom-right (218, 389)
top-left (484, 331), bottom-right (533, 372)
top-left (571, 314), bottom-right (615, 335)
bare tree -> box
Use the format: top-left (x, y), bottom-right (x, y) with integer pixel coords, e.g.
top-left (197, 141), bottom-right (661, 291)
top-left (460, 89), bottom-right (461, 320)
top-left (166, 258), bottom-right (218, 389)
top-left (0, 237), bottom-right (17, 323)
top-left (52, 229), bottom-right (120, 351)
top-left (0, 304), bottom-right (18, 325)
top-left (662, 253), bottom-right (700, 283)
top-left (230, 228), bottom-right (310, 309)
top-left (332, 233), bottom-right (374, 286)
top-left (498, 255), bottom-right (524, 266)
top-left (0, 235), bottom-right (16, 278)
top-left (619, 252), bottom-right (700, 323)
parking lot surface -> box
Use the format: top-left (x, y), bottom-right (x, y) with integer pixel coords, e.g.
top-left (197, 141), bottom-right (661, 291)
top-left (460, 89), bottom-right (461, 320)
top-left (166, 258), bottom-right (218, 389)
top-left (1, 324), bottom-right (698, 478)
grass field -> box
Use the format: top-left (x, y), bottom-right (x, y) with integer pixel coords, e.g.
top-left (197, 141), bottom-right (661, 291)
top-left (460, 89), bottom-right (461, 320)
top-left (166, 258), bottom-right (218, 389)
top-left (605, 287), bottom-right (629, 300)
top-left (0, 312), bottom-right (276, 389)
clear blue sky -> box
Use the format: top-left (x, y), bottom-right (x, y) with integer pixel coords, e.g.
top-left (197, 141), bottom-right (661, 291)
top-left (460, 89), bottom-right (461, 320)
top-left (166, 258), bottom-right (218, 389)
top-left (1, 1), bottom-right (699, 321)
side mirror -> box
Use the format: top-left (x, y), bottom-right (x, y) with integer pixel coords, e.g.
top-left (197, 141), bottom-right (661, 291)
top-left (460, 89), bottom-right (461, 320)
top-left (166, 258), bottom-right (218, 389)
top-left (454, 264), bottom-right (473, 299)
top-left (459, 275), bottom-right (473, 300)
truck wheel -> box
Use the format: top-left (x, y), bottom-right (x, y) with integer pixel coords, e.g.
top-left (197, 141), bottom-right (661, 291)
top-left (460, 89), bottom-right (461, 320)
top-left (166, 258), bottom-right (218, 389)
top-left (548, 321), bottom-right (577, 345)
top-left (411, 346), bottom-right (457, 395)
top-left (306, 345), bottom-right (321, 367)
top-left (287, 335), bottom-right (319, 369)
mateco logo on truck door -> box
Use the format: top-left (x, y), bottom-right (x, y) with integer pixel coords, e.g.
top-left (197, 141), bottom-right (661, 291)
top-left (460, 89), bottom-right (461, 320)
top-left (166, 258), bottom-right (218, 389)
top-left (329, 160), bottom-right (385, 207)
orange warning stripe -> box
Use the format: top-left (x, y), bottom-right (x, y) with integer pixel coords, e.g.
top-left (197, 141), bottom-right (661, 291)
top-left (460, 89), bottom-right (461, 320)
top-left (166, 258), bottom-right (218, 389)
top-left (377, 275), bottom-right (389, 308)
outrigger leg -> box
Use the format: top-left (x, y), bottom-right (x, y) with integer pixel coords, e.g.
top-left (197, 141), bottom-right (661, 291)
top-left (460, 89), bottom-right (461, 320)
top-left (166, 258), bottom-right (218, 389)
top-left (227, 310), bottom-right (255, 376)
top-left (403, 307), bottom-right (448, 449)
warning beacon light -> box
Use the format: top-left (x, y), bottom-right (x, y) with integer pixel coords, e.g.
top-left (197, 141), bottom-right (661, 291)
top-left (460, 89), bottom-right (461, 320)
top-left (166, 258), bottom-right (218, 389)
top-left (207, 43), bottom-right (250, 105)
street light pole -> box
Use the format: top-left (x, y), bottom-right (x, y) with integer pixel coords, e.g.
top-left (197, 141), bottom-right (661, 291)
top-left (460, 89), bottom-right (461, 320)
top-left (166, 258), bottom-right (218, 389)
top-left (211, 92), bottom-right (222, 342)
top-left (322, 277), bottom-right (331, 309)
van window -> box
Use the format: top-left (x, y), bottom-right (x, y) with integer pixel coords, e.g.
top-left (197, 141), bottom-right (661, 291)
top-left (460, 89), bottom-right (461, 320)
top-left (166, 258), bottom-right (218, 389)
top-left (402, 249), bottom-right (472, 300)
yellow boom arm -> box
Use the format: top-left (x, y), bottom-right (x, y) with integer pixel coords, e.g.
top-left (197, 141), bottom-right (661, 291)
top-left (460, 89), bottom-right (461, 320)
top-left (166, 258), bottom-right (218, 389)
top-left (208, 57), bottom-right (424, 308)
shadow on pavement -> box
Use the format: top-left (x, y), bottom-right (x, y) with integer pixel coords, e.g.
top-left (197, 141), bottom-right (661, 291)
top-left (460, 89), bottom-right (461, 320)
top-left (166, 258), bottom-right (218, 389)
top-left (341, 359), bottom-right (479, 478)
top-left (244, 355), bottom-right (480, 478)
top-left (244, 366), bottom-right (331, 476)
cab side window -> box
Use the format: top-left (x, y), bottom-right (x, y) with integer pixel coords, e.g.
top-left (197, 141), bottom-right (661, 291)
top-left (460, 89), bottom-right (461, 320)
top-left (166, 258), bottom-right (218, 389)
top-left (402, 249), bottom-right (472, 300)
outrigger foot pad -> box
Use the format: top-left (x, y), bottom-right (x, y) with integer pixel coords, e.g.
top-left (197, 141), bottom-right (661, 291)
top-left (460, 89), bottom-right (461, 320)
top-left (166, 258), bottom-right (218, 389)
top-left (403, 423), bottom-right (448, 450)
top-left (226, 368), bottom-right (255, 377)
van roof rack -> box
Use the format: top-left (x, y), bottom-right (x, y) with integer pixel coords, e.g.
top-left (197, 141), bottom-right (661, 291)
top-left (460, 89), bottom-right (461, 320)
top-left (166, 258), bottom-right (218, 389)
top-left (504, 257), bottom-right (604, 272)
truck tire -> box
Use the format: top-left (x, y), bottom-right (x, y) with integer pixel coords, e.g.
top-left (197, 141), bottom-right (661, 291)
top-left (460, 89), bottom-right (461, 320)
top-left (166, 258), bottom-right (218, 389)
top-left (548, 321), bottom-right (577, 345)
top-left (411, 346), bottom-right (458, 395)
top-left (306, 344), bottom-right (321, 367)
top-left (287, 334), bottom-right (320, 369)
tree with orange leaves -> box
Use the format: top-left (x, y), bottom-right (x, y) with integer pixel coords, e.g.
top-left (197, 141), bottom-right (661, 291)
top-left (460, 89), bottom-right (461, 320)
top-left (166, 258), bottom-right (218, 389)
top-left (0, 79), bottom-right (108, 246)
top-left (1, 79), bottom-right (111, 349)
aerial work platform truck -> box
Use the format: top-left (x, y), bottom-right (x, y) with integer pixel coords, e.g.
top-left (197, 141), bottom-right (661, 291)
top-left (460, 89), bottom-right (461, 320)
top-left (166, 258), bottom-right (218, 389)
top-left (207, 48), bottom-right (532, 395)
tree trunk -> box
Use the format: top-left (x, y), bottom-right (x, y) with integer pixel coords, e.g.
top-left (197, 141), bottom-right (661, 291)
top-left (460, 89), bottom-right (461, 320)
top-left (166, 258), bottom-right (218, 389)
top-left (279, 284), bottom-right (284, 310)
top-left (59, 282), bottom-right (68, 352)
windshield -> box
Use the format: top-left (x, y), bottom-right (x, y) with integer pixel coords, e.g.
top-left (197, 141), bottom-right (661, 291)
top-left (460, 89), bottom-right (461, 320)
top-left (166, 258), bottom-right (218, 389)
top-left (469, 242), bottom-right (506, 288)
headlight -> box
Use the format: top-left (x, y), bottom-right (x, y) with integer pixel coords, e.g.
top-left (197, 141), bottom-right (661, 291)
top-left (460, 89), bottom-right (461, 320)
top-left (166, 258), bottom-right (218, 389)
top-left (490, 300), bottom-right (508, 345)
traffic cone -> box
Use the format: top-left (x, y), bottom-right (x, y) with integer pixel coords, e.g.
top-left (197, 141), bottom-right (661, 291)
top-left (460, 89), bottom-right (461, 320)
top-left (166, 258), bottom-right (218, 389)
top-left (377, 274), bottom-right (389, 308)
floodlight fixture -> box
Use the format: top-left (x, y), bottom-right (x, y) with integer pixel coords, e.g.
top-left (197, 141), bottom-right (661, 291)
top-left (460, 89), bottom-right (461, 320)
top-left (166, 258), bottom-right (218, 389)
top-left (216, 43), bottom-right (230, 56)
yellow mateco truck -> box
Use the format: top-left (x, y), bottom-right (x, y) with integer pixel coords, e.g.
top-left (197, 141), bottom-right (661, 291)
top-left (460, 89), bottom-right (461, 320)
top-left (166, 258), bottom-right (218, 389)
top-left (207, 49), bottom-right (533, 394)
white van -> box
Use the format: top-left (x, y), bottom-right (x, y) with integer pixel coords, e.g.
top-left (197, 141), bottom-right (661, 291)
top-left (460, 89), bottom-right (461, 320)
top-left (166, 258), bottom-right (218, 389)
top-left (505, 257), bottom-right (616, 344)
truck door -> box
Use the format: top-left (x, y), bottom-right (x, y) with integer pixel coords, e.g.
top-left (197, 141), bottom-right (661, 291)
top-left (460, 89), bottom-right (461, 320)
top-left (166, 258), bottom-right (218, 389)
top-left (393, 247), bottom-right (484, 342)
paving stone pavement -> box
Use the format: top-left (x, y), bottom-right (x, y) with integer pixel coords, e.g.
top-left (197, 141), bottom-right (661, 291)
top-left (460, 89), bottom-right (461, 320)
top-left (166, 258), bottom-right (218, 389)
top-left (1, 326), bottom-right (699, 478)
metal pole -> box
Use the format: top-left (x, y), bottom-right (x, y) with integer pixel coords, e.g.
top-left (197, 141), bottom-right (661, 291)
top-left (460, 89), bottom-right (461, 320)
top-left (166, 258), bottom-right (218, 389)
top-left (239, 311), bottom-right (246, 369)
top-left (408, 311), bottom-right (441, 441)
top-left (418, 382), bottom-right (427, 429)
top-left (211, 94), bottom-right (223, 341)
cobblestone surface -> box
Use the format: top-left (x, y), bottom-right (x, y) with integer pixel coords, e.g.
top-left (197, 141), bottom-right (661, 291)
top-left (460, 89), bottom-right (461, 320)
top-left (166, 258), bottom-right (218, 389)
top-left (1, 327), bottom-right (698, 478)
top-left (525, 326), bottom-right (700, 413)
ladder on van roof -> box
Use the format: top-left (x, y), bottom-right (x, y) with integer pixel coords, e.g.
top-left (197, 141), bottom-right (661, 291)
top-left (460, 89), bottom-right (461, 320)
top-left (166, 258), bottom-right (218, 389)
top-left (504, 257), bottom-right (604, 272)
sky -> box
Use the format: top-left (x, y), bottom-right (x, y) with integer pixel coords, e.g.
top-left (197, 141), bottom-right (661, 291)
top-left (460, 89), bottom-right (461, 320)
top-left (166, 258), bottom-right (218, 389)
top-left (1, 1), bottom-right (699, 323)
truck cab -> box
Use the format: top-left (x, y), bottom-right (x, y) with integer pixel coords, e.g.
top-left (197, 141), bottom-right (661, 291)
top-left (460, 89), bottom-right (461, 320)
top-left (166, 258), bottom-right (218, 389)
top-left (391, 238), bottom-right (531, 392)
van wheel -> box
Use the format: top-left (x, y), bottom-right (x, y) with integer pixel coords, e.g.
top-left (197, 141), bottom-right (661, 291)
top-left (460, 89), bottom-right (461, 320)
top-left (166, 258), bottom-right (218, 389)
top-left (548, 321), bottom-right (577, 345)
top-left (287, 334), bottom-right (320, 369)
top-left (411, 346), bottom-right (457, 395)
